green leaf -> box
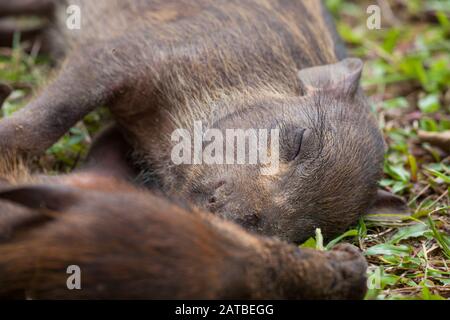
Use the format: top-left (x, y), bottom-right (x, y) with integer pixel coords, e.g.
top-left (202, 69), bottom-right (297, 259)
top-left (438, 278), bottom-right (450, 285)
top-left (440, 119), bottom-right (450, 130)
top-left (384, 163), bottom-right (411, 182)
top-left (337, 23), bottom-right (363, 44)
top-left (428, 57), bottom-right (450, 91)
top-left (419, 117), bottom-right (439, 131)
top-left (382, 29), bottom-right (401, 53)
top-left (392, 181), bottom-right (409, 194)
top-left (326, 229), bottom-right (358, 250)
top-left (357, 218), bottom-right (367, 239)
top-left (67, 134), bottom-right (85, 146)
top-left (398, 56), bottom-right (428, 87)
top-left (418, 94), bottom-right (441, 113)
top-left (420, 282), bottom-right (446, 300)
top-left (436, 11), bottom-right (450, 29)
top-left (389, 223), bottom-right (429, 244)
top-left (365, 244), bottom-right (412, 257)
top-left (408, 154), bottom-right (418, 181)
top-left (379, 179), bottom-right (394, 187)
top-left (426, 169), bottom-right (450, 184)
top-left (299, 237), bottom-right (316, 249)
top-left (428, 216), bottom-right (450, 259)
top-left (382, 97), bottom-right (409, 110)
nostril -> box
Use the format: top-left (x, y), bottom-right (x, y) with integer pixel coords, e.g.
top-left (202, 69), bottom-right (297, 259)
top-left (209, 196), bottom-right (217, 204)
top-left (241, 213), bottom-right (260, 228)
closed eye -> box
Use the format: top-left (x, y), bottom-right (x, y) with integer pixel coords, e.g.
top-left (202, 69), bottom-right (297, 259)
top-left (292, 129), bottom-right (306, 161)
top-left (279, 126), bottom-right (307, 162)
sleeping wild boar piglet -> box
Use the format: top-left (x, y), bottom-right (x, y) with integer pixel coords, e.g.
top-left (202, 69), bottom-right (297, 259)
top-left (0, 0), bottom-right (407, 243)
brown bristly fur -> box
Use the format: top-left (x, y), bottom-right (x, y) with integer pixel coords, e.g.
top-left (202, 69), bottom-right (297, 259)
top-left (0, 152), bottom-right (33, 186)
top-left (0, 1), bottom-right (386, 245)
top-left (0, 170), bottom-right (368, 299)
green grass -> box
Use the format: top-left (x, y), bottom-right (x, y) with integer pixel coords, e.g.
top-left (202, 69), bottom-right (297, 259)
top-left (0, 0), bottom-right (449, 300)
top-left (323, 0), bottom-right (450, 299)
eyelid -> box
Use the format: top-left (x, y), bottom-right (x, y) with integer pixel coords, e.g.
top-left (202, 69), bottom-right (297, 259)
top-left (293, 128), bottom-right (306, 160)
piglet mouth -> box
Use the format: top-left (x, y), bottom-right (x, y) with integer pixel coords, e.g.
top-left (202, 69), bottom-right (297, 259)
top-left (236, 213), bottom-right (261, 229)
top-left (211, 206), bottom-right (261, 230)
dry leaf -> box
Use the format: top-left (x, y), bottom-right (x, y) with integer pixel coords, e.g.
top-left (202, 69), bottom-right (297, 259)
top-left (418, 130), bottom-right (450, 153)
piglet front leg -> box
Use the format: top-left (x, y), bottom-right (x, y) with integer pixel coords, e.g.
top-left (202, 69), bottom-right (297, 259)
top-left (0, 43), bottom-right (133, 156)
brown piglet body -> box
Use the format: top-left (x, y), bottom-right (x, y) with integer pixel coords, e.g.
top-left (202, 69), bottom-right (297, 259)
top-left (0, 0), bottom-right (392, 242)
top-left (0, 163), bottom-right (368, 299)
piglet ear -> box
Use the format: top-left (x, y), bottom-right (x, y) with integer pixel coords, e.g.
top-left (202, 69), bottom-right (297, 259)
top-left (364, 189), bottom-right (410, 222)
top-left (297, 58), bottom-right (363, 96)
top-left (0, 185), bottom-right (81, 212)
